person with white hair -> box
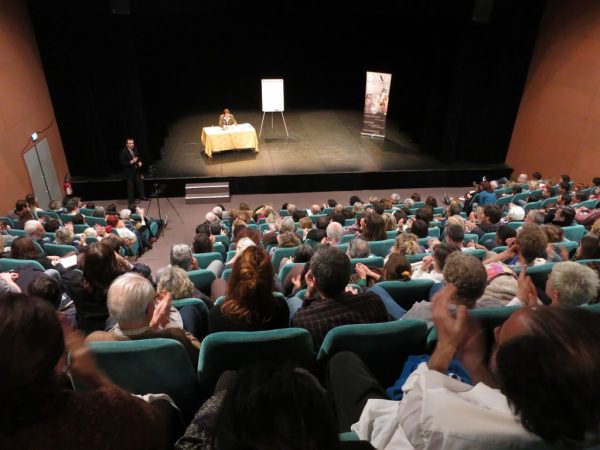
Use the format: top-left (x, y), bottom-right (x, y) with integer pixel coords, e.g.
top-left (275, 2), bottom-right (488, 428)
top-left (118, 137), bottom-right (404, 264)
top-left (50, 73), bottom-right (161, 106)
top-left (86, 272), bottom-right (200, 365)
top-left (546, 262), bottom-right (599, 306)
top-left (212, 206), bottom-right (223, 218)
top-left (119, 209), bottom-right (132, 220)
top-left (390, 193), bottom-right (401, 204)
top-left (505, 204), bottom-right (525, 222)
top-left (24, 219), bottom-right (50, 245)
top-left (205, 211), bottom-right (219, 223)
top-left (403, 198), bottom-right (415, 209)
top-left (324, 221), bottom-right (344, 246)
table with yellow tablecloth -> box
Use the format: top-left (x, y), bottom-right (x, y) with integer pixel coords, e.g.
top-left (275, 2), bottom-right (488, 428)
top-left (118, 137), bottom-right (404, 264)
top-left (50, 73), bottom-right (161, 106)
top-left (201, 123), bottom-right (259, 158)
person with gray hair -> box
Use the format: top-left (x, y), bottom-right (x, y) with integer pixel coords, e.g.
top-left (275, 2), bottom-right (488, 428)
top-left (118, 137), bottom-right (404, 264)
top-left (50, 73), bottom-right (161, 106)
top-left (86, 272), bottom-right (200, 365)
top-left (403, 198), bottom-right (415, 209)
top-left (212, 206), bottom-right (223, 218)
top-left (400, 252), bottom-right (488, 327)
top-left (171, 243), bottom-right (194, 270)
top-left (525, 209), bottom-right (545, 225)
top-left (390, 193), bottom-right (401, 204)
top-left (54, 227), bottom-right (74, 245)
top-left (546, 262), bottom-right (599, 306)
top-left (92, 206), bottom-right (106, 217)
top-left (278, 216), bottom-right (295, 233)
top-left (325, 221), bottom-right (344, 245)
top-left (205, 211), bottom-right (219, 223)
top-left (347, 237), bottom-right (370, 259)
top-left (24, 219), bottom-right (49, 245)
top-left (157, 242), bottom-right (223, 280)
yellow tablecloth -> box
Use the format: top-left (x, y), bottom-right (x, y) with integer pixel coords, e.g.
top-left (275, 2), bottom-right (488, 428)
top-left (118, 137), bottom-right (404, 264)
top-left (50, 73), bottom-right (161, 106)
top-left (201, 123), bottom-right (259, 157)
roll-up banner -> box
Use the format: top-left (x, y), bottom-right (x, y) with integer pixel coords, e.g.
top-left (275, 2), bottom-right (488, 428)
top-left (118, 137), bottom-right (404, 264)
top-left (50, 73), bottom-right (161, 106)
top-left (361, 71), bottom-right (392, 138)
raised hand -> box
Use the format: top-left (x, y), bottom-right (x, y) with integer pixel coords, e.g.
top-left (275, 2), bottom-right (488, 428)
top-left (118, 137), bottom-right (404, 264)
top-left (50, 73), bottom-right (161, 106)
top-left (150, 291), bottom-right (173, 329)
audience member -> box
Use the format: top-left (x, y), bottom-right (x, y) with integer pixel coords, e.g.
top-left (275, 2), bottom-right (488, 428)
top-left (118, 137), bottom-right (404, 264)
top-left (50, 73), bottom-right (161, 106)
top-left (291, 246), bottom-right (390, 349)
top-left (209, 246), bottom-right (289, 333)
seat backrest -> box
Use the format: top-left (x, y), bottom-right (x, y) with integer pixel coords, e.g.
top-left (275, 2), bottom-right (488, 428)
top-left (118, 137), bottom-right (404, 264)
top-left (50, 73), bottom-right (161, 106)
top-left (349, 257), bottom-right (384, 273)
top-left (524, 200), bottom-right (542, 212)
top-left (368, 239), bottom-right (395, 258)
top-left (0, 258), bottom-right (46, 272)
top-left (278, 262), bottom-right (305, 283)
top-left (405, 252), bottom-right (431, 263)
top-left (575, 199), bottom-right (599, 209)
top-left (317, 320), bottom-right (428, 387)
top-left (309, 214), bottom-right (327, 224)
top-left (73, 224), bottom-right (89, 234)
top-left (386, 230), bottom-right (399, 239)
top-left (541, 196), bottom-right (559, 208)
top-left (341, 233), bottom-right (356, 244)
top-left (376, 279), bottom-right (435, 310)
top-left (464, 233), bottom-right (478, 244)
top-left (427, 306), bottom-right (521, 352)
top-left (172, 298), bottom-right (208, 310)
top-left (213, 242), bottom-right (227, 258)
top-left (427, 227), bottom-right (440, 238)
top-left (0, 216), bottom-right (15, 228)
top-left (193, 252), bottom-right (224, 269)
top-left (562, 225), bottom-right (586, 243)
top-left (80, 339), bottom-right (200, 418)
top-left (9, 229), bottom-right (26, 237)
top-left (504, 221), bottom-right (524, 230)
top-left (213, 234), bottom-right (230, 248)
top-left (220, 267), bottom-right (232, 281)
top-left (197, 328), bottom-right (314, 398)
top-left (271, 246), bottom-right (298, 270)
top-left (495, 195), bottom-right (514, 206)
top-left (187, 269), bottom-right (216, 292)
top-left (38, 211), bottom-right (61, 223)
top-left (516, 262), bottom-right (556, 291)
top-left (479, 232), bottom-right (497, 248)
top-left (463, 248), bottom-right (486, 260)
top-left (43, 243), bottom-right (78, 257)
top-left (84, 216), bottom-right (107, 227)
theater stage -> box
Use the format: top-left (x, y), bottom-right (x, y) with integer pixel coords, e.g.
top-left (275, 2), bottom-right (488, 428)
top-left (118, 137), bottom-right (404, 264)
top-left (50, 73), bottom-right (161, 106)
top-left (72, 109), bottom-right (512, 200)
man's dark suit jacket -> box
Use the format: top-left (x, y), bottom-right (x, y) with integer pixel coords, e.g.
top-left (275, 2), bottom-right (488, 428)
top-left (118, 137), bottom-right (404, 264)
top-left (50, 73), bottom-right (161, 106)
top-left (119, 146), bottom-right (141, 174)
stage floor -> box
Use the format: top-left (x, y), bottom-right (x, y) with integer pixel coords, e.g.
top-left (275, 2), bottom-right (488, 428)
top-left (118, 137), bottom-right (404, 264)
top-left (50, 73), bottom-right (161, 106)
top-left (72, 109), bottom-right (512, 200)
top-left (152, 109), bottom-right (473, 178)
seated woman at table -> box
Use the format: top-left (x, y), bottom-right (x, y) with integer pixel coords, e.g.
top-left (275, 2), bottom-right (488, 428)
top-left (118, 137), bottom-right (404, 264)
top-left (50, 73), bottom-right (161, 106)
top-left (219, 108), bottom-right (237, 127)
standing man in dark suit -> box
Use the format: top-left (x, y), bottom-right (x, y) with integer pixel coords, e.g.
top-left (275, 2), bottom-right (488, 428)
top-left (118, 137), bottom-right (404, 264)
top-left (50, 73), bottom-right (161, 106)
top-left (119, 137), bottom-right (147, 204)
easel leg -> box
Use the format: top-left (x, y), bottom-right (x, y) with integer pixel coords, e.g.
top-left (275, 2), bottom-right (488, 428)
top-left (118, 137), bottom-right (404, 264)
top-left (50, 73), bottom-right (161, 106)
top-left (259, 112), bottom-right (266, 137)
top-left (281, 112), bottom-right (289, 137)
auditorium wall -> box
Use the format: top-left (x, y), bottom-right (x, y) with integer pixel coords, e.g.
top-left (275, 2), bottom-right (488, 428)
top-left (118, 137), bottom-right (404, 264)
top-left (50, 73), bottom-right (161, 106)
top-left (506, 0), bottom-right (600, 184)
top-left (0, 0), bottom-right (68, 213)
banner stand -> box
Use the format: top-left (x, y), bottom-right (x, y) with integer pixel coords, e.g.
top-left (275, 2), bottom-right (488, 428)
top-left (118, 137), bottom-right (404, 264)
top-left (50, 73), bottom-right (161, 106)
top-left (361, 71), bottom-right (392, 139)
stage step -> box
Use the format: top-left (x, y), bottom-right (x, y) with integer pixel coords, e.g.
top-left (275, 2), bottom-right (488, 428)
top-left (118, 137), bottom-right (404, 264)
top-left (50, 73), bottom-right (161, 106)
top-left (185, 182), bottom-right (230, 204)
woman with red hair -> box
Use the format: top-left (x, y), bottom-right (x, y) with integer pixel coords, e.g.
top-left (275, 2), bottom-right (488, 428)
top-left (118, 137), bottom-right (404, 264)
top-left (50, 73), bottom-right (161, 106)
top-left (208, 246), bottom-right (289, 332)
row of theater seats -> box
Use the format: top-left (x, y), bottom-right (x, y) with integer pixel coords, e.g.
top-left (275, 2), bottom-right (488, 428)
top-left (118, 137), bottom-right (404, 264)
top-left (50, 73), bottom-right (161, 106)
top-left (77, 298), bottom-right (600, 423)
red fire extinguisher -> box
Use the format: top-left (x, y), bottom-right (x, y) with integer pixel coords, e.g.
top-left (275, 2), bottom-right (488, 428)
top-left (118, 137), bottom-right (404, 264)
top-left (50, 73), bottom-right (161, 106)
top-left (64, 174), bottom-right (73, 196)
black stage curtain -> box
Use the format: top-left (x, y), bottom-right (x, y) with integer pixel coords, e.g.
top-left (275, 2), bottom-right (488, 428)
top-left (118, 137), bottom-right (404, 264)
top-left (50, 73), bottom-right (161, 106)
top-left (28, 0), bottom-right (545, 177)
top-left (28, 1), bottom-right (158, 178)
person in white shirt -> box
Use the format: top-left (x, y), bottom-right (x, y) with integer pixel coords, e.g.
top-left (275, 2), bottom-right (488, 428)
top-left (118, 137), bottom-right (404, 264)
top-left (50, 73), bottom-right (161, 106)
top-left (327, 284), bottom-right (600, 449)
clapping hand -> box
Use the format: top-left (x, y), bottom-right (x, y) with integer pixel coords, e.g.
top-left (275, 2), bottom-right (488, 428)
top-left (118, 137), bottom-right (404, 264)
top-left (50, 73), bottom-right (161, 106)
top-left (516, 268), bottom-right (538, 306)
top-left (150, 291), bottom-right (173, 329)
